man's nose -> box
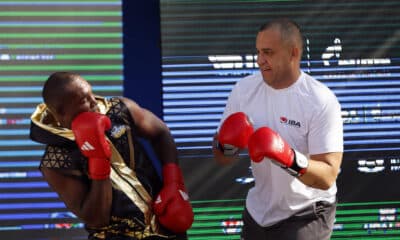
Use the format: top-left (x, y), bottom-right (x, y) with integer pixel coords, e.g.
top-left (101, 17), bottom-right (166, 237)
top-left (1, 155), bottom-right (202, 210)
top-left (257, 54), bottom-right (265, 64)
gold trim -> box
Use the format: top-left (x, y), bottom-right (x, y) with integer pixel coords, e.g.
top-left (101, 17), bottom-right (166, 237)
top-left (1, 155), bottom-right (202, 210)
top-left (109, 144), bottom-right (159, 232)
top-left (30, 96), bottom-right (111, 140)
top-left (30, 103), bottom-right (74, 139)
top-left (126, 126), bottom-right (136, 170)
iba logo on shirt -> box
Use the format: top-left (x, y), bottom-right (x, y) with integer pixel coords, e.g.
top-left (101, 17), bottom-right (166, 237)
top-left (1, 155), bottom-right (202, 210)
top-left (280, 116), bottom-right (301, 128)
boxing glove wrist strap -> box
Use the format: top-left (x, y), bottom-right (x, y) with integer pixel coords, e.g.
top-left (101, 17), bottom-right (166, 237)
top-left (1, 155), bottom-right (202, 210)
top-left (283, 150), bottom-right (309, 177)
top-left (162, 163), bottom-right (184, 185)
top-left (214, 139), bottom-right (239, 156)
top-left (88, 157), bottom-right (111, 180)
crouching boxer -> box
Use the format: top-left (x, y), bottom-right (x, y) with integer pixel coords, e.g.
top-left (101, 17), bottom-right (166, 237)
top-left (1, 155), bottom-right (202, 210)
top-left (30, 72), bottom-right (193, 239)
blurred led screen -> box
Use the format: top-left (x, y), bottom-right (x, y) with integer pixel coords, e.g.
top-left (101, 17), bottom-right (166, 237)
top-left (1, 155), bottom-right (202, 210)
top-left (0, 0), bottom-right (123, 239)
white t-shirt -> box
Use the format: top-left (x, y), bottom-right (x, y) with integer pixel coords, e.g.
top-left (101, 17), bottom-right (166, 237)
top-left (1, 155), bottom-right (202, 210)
top-left (219, 71), bottom-right (344, 227)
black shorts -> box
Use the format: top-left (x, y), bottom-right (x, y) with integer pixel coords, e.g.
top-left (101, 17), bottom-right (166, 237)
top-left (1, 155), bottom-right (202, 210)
top-left (241, 201), bottom-right (337, 240)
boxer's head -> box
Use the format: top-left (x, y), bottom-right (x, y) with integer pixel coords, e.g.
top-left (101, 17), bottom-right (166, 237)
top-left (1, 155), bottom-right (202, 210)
top-left (42, 72), bottom-right (99, 128)
top-left (256, 18), bottom-right (303, 89)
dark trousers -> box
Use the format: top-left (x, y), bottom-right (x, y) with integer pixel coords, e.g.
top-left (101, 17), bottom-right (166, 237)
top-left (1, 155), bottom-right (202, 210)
top-left (241, 201), bottom-right (336, 240)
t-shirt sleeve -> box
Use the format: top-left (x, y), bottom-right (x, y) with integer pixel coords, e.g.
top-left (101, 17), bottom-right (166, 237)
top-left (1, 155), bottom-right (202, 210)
top-left (308, 95), bottom-right (344, 154)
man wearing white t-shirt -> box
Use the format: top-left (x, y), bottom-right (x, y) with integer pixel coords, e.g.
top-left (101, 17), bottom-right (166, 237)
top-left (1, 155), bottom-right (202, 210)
top-left (212, 18), bottom-right (343, 240)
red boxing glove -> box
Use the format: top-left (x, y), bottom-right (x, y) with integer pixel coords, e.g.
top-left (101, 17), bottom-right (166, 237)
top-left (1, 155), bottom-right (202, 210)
top-left (248, 127), bottom-right (309, 177)
top-left (71, 112), bottom-right (112, 180)
top-left (217, 112), bottom-right (254, 156)
top-left (153, 163), bottom-right (194, 233)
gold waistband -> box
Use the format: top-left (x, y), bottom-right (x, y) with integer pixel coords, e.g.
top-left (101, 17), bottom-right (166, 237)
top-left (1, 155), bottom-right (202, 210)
top-left (89, 216), bottom-right (171, 239)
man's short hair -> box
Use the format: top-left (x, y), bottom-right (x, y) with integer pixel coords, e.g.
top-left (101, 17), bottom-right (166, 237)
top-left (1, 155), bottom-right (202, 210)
top-left (258, 18), bottom-right (304, 55)
top-left (42, 72), bottom-right (80, 114)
